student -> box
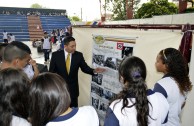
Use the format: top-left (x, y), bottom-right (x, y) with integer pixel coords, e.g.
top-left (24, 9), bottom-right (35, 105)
top-left (0, 68), bottom-right (31, 126)
top-left (3, 30), bottom-right (8, 43)
top-left (29, 72), bottom-right (99, 126)
top-left (8, 33), bottom-right (15, 43)
top-left (104, 56), bottom-right (169, 126)
top-left (42, 32), bottom-right (52, 64)
top-left (154, 48), bottom-right (192, 126)
top-left (1, 41), bottom-right (39, 80)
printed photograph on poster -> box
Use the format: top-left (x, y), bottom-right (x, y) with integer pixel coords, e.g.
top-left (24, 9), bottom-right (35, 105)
top-left (99, 102), bottom-right (108, 112)
top-left (104, 57), bottom-right (117, 70)
top-left (116, 58), bottom-right (122, 70)
top-left (91, 35), bottom-right (136, 125)
top-left (92, 54), bottom-right (105, 66)
top-left (92, 97), bottom-right (99, 109)
top-left (91, 83), bottom-right (103, 97)
top-left (122, 46), bottom-right (133, 58)
top-left (102, 89), bottom-right (117, 101)
top-left (92, 74), bottom-right (103, 85)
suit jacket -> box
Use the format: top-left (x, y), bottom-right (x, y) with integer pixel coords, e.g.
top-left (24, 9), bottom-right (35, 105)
top-left (49, 50), bottom-right (94, 98)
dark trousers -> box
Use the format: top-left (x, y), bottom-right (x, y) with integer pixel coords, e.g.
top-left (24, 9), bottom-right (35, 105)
top-left (70, 97), bottom-right (78, 107)
top-left (43, 49), bottom-right (50, 61)
top-left (4, 39), bottom-right (8, 43)
top-left (54, 36), bottom-right (57, 43)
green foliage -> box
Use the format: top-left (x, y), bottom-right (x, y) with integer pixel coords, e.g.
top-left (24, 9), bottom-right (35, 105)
top-left (102, 0), bottom-right (113, 16)
top-left (106, 0), bottom-right (140, 20)
top-left (69, 16), bottom-right (81, 21)
top-left (30, 3), bottom-right (43, 8)
top-left (184, 7), bottom-right (194, 13)
top-left (112, 0), bottom-right (127, 20)
top-left (134, 0), bottom-right (178, 18)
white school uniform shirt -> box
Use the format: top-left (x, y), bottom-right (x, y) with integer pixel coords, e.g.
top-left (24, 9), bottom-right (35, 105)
top-left (154, 75), bottom-right (186, 126)
top-left (42, 37), bottom-right (51, 49)
top-left (9, 35), bottom-right (15, 43)
top-left (56, 41), bottom-right (61, 50)
top-left (46, 106), bottom-right (99, 126)
top-left (10, 35), bottom-right (15, 42)
top-left (23, 64), bottom-right (34, 80)
top-left (104, 89), bottom-right (169, 126)
top-left (11, 115), bottom-right (31, 126)
top-left (60, 30), bottom-right (64, 36)
top-left (3, 32), bottom-right (8, 39)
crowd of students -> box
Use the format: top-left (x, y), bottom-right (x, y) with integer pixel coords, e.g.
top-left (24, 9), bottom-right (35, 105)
top-left (0, 39), bottom-right (192, 126)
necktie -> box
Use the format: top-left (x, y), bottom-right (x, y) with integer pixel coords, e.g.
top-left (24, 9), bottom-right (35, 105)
top-left (66, 53), bottom-right (70, 74)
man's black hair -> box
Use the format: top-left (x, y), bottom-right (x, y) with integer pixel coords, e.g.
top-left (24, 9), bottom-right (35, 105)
top-left (64, 36), bottom-right (75, 45)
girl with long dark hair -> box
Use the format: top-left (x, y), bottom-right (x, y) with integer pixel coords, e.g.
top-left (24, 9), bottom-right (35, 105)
top-left (154, 48), bottom-right (192, 126)
top-left (29, 72), bottom-right (99, 126)
top-left (0, 68), bottom-right (31, 126)
top-left (104, 56), bottom-right (169, 126)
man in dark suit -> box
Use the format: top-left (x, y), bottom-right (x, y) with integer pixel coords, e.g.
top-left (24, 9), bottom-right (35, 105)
top-left (49, 36), bottom-right (105, 107)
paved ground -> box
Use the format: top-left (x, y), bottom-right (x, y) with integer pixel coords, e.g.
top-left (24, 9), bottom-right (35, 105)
top-left (24, 41), bottom-right (59, 69)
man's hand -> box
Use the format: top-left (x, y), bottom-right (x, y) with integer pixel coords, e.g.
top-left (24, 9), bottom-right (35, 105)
top-left (94, 67), bottom-right (106, 73)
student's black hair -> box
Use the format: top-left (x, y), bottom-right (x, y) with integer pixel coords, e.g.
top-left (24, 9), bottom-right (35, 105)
top-left (64, 36), bottom-right (75, 45)
top-left (112, 56), bottom-right (152, 126)
top-left (65, 32), bottom-right (70, 37)
top-left (0, 68), bottom-right (30, 126)
top-left (10, 41), bottom-right (31, 54)
top-left (3, 41), bottom-right (31, 62)
top-left (0, 43), bottom-right (8, 61)
top-left (159, 48), bottom-right (192, 94)
top-left (30, 72), bottom-right (71, 126)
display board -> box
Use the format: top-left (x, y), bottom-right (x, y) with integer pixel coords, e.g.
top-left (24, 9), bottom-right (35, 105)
top-left (90, 35), bottom-right (136, 125)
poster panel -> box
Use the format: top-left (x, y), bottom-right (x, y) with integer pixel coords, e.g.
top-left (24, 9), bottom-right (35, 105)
top-left (90, 35), bottom-right (136, 125)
